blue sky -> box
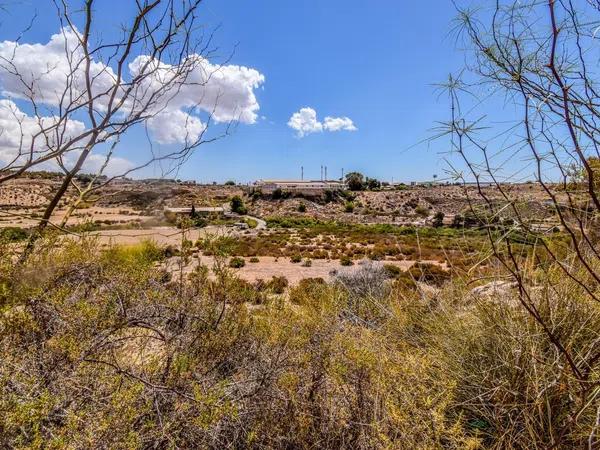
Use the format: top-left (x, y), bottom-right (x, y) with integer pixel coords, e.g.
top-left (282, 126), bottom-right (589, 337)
top-left (193, 0), bottom-right (462, 183)
top-left (0, 1), bottom-right (485, 183)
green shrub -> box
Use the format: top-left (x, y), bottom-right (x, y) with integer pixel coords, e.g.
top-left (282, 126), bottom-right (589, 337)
top-left (230, 196), bottom-right (247, 215)
top-left (249, 256), bottom-right (260, 263)
top-left (102, 240), bottom-right (165, 267)
top-left (222, 276), bottom-right (265, 304)
top-left (290, 255), bottom-right (302, 263)
top-left (302, 258), bottom-right (312, 267)
top-left (339, 190), bottom-right (356, 201)
top-left (297, 202), bottom-right (307, 213)
top-left (0, 226), bottom-right (28, 242)
top-left (340, 256), bottom-right (354, 266)
top-left (198, 235), bottom-right (237, 256)
top-left (67, 221), bottom-right (102, 233)
top-left (368, 249), bottom-right (384, 261)
top-left (288, 277), bottom-right (329, 306)
top-left (250, 189), bottom-right (263, 201)
top-left (267, 275), bottom-right (289, 293)
top-left (229, 257), bottom-right (246, 268)
top-left (181, 239), bottom-right (194, 252)
top-left (272, 188), bottom-right (291, 200)
top-left (245, 218), bottom-right (258, 229)
top-left (344, 201), bottom-right (355, 213)
top-left (415, 205), bottom-right (430, 217)
top-left (192, 216), bottom-right (208, 228)
top-left (452, 214), bottom-right (464, 228)
top-left (406, 262), bottom-right (450, 286)
top-left (383, 263), bottom-right (403, 278)
top-left (366, 177), bottom-right (381, 190)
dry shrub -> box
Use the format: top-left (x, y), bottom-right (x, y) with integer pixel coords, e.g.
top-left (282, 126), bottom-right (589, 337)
top-left (334, 262), bottom-right (390, 304)
top-left (289, 277), bottom-right (330, 307)
top-left (340, 256), bottom-right (354, 266)
top-left (333, 262), bottom-right (392, 326)
top-left (383, 263), bottom-right (403, 278)
top-left (407, 262), bottom-right (450, 287)
top-left (253, 280), bottom-right (478, 449)
top-left (407, 271), bottom-right (600, 449)
top-left (266, 275), bottom-right (289, 294)
top-left (0, 238), bottom-right (597, 448)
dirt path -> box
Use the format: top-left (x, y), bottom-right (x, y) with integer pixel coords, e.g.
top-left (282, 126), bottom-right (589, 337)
top-left (243, 215), bottom-right (267, 230)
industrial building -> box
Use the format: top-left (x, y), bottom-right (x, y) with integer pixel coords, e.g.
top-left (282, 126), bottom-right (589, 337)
top-left (253, 179), bottom-right (345, 194)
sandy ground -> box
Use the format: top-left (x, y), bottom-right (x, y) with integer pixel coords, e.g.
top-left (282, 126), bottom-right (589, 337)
top-left (0, 206), bottom-right (153, 228)
top-left (81, 226), bottom-right (444, 285)
top-left (52, 226), bottom-right (446, 285)
top-left (2, 193), bottom-right (451, 286)
top-left (166, 255), bottom-right (445, 285)
top-left (85, 226), bottom-right (234, 247)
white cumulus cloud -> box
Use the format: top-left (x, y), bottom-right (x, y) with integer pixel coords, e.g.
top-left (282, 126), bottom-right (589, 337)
top-left (288, 107), bottom-right (356, 137)
top-left (0, 28), bottom-right (265, 153)
top-left (323, 116), bottom-right (357, 132)
top-left (0, 99), bottom-right (132, 176)
top-left (0, 99), bottom-right (85, 166)
top-left (287, 107), bottom-right (323, 137)
top-left (127, 54), bottom-right (265, 129)
top-left (0, 29), bottom-right (117, 108)
top-left (146, 110), bottom-right (206, 145)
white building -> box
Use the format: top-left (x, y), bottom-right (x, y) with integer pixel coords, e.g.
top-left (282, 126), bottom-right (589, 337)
top-left (254, 179), bottom-right (345, 193)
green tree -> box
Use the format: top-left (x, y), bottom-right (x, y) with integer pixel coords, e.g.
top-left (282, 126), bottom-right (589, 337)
top-left (432, 211), bottom-right (444, 227)
top-left (366, 177), bottom-right (381, 190)
top-left (230, 196), bottom-right (247, 214)
top-left (345, 172), bottom-right (365, 191)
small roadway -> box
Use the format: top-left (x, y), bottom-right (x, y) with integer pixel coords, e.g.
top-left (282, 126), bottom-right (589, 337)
top-left (221, 202), bottom-right (267, 230)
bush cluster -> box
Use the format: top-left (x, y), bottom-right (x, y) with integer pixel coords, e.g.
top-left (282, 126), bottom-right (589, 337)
top-left (229, 256), bottom-right (246, 268)
top-left (0, 239), bottom-right (597, 448)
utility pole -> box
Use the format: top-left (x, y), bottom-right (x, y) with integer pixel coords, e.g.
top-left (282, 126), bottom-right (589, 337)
top-left (301, 166), bottom-right (304, 181)
top-left (325, 166), bottom-right (328, 181)
top-left (320, 165), bottom-right (323, 181)
top-left (341, 168), bottom-right (344, 181)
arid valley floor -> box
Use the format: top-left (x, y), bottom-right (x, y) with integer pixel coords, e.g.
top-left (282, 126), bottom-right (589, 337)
top-left (0, 173), bottom-right (560, 285)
